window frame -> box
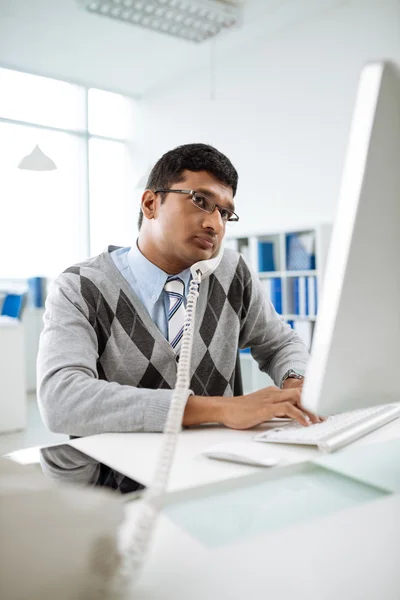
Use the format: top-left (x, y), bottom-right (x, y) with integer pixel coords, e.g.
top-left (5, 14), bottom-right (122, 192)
top-left (0, 64), bottom-right (138, 259)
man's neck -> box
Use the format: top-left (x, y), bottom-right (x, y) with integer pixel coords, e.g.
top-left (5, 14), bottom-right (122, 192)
top-left (137, 235), bottom-right (189, 275)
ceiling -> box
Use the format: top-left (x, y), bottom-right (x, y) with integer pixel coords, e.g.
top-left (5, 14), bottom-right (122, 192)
top-left (0, 0), bottom-right (347, 97)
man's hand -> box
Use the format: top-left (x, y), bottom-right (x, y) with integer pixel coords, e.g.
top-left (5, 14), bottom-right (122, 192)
top-left (218, 386), bottom-right (320, 430)
top-left (183, 386), bottom-right (320, 429)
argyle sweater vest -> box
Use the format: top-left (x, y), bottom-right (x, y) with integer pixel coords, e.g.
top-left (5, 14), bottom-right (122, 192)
top-left (37, 246), bottom-right (308, 436)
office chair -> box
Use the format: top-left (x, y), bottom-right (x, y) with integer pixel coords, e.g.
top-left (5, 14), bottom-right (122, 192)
top-left (1, 293), bottom-right (26, 320)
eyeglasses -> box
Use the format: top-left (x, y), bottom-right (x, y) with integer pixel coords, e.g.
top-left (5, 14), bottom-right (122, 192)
top-left (154, 189), bottom-right (239, 223)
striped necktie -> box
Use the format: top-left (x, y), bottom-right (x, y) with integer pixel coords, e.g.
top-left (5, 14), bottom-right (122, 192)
top-left (164, 276), bottom-right (186, 353)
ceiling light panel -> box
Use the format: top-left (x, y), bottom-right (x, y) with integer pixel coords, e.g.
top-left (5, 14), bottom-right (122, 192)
top-left (79, 0), bottom-right (241, 43)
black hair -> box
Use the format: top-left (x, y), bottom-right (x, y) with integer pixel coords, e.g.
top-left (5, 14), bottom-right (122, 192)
top-left (137, 143), bottom-right (238, 230)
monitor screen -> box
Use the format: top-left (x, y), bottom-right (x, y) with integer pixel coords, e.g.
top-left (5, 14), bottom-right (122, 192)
top-left (302, 61), bottom-right (400, 416)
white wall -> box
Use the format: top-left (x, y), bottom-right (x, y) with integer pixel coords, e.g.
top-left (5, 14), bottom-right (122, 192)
top-left (143, 0), bottom-right (400, 235)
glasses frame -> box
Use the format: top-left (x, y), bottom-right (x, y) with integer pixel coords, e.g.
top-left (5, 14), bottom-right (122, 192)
top-left (154, 188), bottom-right (239, 223)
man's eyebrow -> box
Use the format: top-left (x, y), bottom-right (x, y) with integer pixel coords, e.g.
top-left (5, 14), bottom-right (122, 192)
top-left (196, 187), bottom-right (235, 211)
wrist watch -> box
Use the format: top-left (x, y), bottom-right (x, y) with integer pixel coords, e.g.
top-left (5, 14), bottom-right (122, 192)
top-left (281, 369), bottom-right (305, 388)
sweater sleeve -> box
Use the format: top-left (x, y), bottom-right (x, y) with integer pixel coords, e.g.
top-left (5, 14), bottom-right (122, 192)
top-left (239, 264), bottom-right (309, 386)
top-left (37, 276), bottom-right (181, 436)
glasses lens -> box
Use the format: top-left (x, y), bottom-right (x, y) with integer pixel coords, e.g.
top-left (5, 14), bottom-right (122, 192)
top-left (192, 192), bottom-right (213, 213)
top-left (192, 192), bottom-right (237, 223)
top-left (219, 208), bottom-right (235, 223)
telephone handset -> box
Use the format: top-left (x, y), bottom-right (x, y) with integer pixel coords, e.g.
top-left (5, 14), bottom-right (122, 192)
top-left (112, 246), bottom-right (224, 595)
top-left (189, 246), bottom-right (224, 280)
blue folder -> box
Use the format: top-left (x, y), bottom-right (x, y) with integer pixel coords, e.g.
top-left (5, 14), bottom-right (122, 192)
top-left (258, 241), bottom-right (275, 272)
top-left (286, 233), bottom-right (316, 270)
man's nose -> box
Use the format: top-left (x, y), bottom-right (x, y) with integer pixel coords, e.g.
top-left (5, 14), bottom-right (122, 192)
top-left (201, 207), bottom-right (224, 232)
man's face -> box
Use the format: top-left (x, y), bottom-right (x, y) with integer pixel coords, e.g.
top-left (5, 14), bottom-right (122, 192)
top-left (150, 170), bottom-right (235, 269)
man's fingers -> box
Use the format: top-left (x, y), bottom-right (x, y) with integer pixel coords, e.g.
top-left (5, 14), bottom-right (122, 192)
top-left (300, 406), bottom-right (321, 424)
top-left (273, 402), bottom-right (310, 426)
top-left (270, 389), bottom-right (301, 404)
top-left (256, 387), bottom-right (321, 424)
top-left (269, 389), bottom-right (321, 423)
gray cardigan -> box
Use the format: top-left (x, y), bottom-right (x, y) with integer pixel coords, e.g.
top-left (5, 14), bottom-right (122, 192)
top-left (37, 246), bottom-right (309, 437)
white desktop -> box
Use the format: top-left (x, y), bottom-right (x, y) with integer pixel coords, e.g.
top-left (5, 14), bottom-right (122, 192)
top-left (252, 60), bottom-right (400, 454)
top-left (302, 60), bottom-right (400, 416)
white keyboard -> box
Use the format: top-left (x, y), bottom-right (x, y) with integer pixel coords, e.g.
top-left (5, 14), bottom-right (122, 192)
top-left (254, 403), bottom-right (400, 453)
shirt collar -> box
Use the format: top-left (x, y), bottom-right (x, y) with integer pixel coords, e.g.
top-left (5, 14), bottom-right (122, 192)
top-left (127, 241), bottom-right (191, 305)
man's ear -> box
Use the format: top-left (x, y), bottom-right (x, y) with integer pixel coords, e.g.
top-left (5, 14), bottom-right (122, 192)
top-left (141, 190), bottom-right (158, 221)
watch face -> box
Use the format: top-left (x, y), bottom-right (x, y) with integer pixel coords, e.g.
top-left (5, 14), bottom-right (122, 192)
top-left (281, 369), bottom-right (305, 388)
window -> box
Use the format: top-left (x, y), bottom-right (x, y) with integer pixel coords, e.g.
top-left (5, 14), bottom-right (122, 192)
top-left (0, 68), bottom-right (138, 279)
top-left (0, 122), bottom-right (87, 278)
top-left (89, 138), bottom-right (139, 255)
top-left (0, 68), bottom-right (86, 132)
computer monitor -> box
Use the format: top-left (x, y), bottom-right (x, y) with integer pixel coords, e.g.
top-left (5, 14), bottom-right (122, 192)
top-left (302, 60), bottom-right (400, 416)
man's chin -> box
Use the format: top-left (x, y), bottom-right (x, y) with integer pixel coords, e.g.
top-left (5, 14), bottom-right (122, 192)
top-left (191, 247), bottom-right (215, 263)
top-left (177, 240), bottom-right (219, 269)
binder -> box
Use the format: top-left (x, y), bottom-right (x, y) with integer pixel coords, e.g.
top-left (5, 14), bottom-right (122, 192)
top-left (27, 277), bottom-right (45, 308)
top-left (299, 276), bottom-right (308, 316)
top-left (263, 277), bottom-right (282, 314)
top-left (294, 276), bottom-right (308, 317)
top-left (286, 232), bottom-right (316, 270)
top-left (307, 276), bottom-right (317, 317)
top-left (270, 278), bottom-right (282, 314)
top-left (258, 241), bottom-right (275, 272)
top-left (294, 278), bottom-right (299, 315)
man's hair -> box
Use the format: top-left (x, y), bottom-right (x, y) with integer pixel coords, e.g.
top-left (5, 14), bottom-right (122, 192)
top-left (137, 143), bottom-right (238, 230)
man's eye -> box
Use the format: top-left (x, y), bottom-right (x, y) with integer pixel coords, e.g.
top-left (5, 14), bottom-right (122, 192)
top-left (219, 209), bottom-right (230, 221)
top-left (193, 194), bottom-right (208, 208)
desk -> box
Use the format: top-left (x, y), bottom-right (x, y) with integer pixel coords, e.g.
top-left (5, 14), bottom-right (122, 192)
top-left (121, 428), bottom-right (400, 600)
top-left (131, 490), bottom-right (400, 600)
top-left (69, 418), bottom-right (400, 491)
top-left (70, 419), bottom-right (400, 600)
top-left (6, 420), bottom-right (400, 599)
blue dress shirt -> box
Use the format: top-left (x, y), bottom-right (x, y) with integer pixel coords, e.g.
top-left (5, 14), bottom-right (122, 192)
top-left (110, 244), bottom-right (191, 339)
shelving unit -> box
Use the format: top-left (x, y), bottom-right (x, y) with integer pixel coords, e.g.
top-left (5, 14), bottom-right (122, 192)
top-left (225, 223), bottom-right (332, 393)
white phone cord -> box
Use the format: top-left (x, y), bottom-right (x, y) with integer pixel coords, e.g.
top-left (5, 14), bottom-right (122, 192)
top-left (111, 270), bottom-right (202, 596)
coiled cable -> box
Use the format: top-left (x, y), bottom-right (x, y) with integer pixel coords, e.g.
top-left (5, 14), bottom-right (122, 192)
top-left (111, 269), bottom-right (202, 596)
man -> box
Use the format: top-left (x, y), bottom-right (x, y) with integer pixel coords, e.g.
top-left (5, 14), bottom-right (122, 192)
top-left (37, 143), bottom-right (316, 490)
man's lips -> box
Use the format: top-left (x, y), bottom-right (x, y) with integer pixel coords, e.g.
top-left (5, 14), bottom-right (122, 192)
top-left (193, 235), bottom-right (216, 249)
